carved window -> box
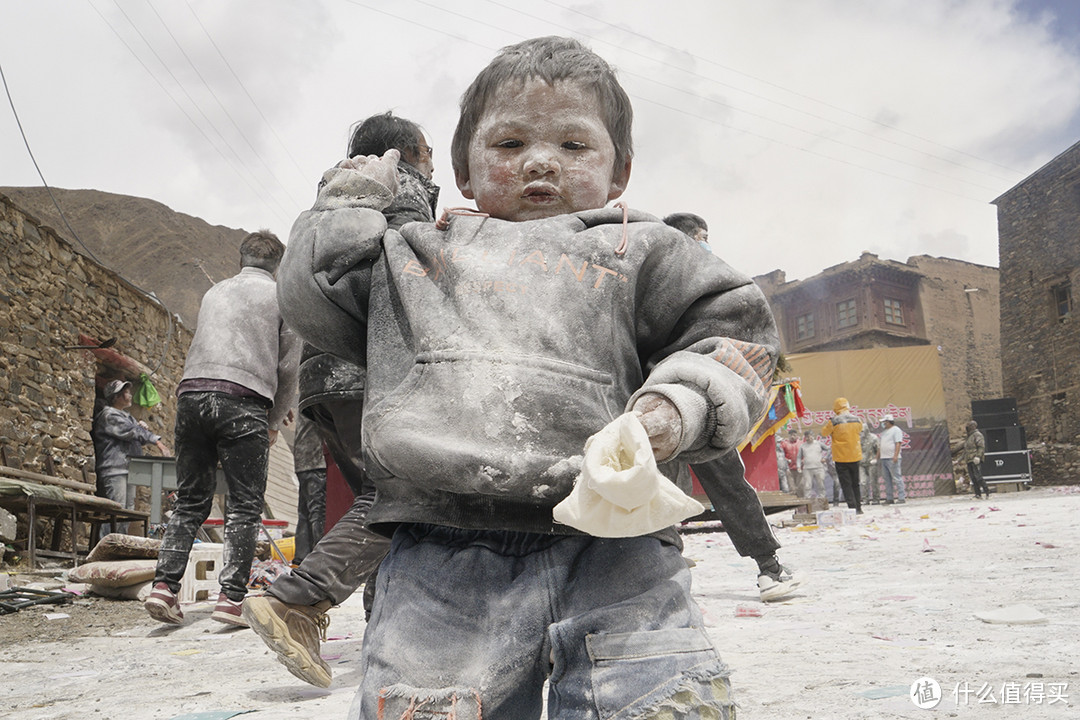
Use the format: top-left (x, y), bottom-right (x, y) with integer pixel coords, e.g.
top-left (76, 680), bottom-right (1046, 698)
top-left (795, 313), bottom-right (815, 340)
top-left (884, 297), bottom-right (904, 325)
top-left (837, 299), bottom-right (857, 329)
top-left (1052, 282), bottom-right (1071, 322)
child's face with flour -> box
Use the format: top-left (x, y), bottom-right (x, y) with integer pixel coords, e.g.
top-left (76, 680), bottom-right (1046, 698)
top-left (457, 78), bottom-right (631, 222)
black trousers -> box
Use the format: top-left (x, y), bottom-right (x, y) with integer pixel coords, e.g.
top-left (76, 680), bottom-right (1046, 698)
top-left (968, 460), bottom-right (989, 497)
top-left (293, 468), bottom-right (327, 564)
top-left (835, 461), bottom-right (862, 512)
top-left (691, 451), bottom-right (780, 560)
top-left (154, 392), bottom-right (270, 601)
top-left (269, 399), bottom-right (389, 608)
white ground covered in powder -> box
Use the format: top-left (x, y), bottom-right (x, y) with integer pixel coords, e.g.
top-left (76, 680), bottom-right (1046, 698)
top-left (2, 486), bottom-right (1077, 719)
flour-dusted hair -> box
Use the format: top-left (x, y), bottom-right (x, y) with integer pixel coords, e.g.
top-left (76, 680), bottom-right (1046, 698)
top-left (239, 229), bottom-right (284, 272)
top-left (451, 36), bottom-right (633, 183)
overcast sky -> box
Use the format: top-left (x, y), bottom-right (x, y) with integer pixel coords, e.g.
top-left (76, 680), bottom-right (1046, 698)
top-left (3, 0), bottom-right (1080, 281)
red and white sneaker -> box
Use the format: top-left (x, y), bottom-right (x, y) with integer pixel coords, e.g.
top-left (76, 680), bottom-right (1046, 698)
top-left (212, 593), bottom-right (249, 627)
top-left (145, 582), bottom-right (184, 624)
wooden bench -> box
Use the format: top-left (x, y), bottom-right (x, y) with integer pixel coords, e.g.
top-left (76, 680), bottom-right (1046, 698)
top-left (0, 465), bottom-right (150, 567)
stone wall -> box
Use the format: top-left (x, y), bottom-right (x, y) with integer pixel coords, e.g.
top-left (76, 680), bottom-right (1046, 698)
top-left (995, 141), bottom-right (1080, 484)
top-left (0, 193), bottom-right (190, 482)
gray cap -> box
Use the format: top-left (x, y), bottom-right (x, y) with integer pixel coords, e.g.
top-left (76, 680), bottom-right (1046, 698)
top-left (104, 379), bottom-right (132, 399)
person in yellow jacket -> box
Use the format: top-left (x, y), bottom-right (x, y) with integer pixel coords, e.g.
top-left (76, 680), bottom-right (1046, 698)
top-left (820, 397), bottom-right (864, 514)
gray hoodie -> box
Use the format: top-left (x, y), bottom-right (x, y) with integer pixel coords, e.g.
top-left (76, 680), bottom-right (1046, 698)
top-left (278, 167), bottom-right (779, 535)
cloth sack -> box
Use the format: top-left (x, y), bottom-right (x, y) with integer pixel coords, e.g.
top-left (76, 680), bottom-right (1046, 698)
top-left (553, 413), bottom-right (704, 537)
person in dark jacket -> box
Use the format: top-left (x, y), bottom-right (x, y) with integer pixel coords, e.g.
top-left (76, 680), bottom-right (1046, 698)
top-left (92, 378), bottom-right (170, 536)
top-left (664, 212), bottom-right (799, 603)
top-left (243, 111), bottom-right (438, 688)
top-left (964, 420), bottom-right (988, 499)
top-left (278, 37), bottom-right (778, 719)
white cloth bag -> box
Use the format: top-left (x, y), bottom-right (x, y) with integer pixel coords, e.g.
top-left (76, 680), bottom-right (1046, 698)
top-left (553, 413), bottom-right (704, 537)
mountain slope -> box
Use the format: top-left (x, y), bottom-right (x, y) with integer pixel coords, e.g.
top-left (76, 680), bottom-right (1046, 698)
top-left (1, 186), bottom-right (249, 327)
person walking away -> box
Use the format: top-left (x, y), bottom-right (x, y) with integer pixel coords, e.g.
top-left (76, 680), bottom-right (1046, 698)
top-left (144, 230), bottom-right (300, 627)
top-left (964, 420), bottom-right (988, 499)
top-left (797, 430), bottom-right (827, 499)
top-left (821, 397), bottom-right (863, 514)
top-left (878, 414), bottom-right (906, 504)
top-left (91, 378), bottom-right (170, 537)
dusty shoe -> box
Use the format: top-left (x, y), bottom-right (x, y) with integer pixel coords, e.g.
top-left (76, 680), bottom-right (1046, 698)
top-left (212, 593), bottom-right (249, 627)
top-left (145, 582), bottom-right (184, 624)
top-left (758, 565), bottom-right (801, 602)
top-left (242, 594), bottom-right (332, 688)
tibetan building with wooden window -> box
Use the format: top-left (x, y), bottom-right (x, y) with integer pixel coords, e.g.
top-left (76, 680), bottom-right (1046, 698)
top-left (754, 251), bottom-right (1001, 441)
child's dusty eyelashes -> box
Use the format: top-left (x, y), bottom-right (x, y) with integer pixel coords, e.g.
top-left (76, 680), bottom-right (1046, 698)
top-left (562, 141), bottom-right (587, 150)
top-left (495, 139), bottom-right (523, 148)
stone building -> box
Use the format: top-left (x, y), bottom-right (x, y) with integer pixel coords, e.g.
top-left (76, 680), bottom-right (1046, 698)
top-left (0, 191), bottom-right (187, 481)
top-left (993, 139), bottom-right (1080, 484)
top-left (0, 191), bottom-right (300, 533)
top-left (755, 251), bottom-right (1001, 439)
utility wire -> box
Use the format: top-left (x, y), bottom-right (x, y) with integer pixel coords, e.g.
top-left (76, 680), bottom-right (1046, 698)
top-left (539, 0), bottom-right (1024, 178)
top-left (1, 55), bottom-right (177, 376)
top-left (183, 0), bottom-right (309, 182)
top-left (104, 0), bottom-right (293, 227)
top-left (143, 0), bottom-right (306, 207)
top-left (366, 0), bottom-right (1000, 203)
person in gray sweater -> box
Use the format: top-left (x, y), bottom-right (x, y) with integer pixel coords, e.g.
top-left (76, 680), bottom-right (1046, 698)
top-left (91, 378), bottom-right (170, 536)
top-left (145, 230), bottom-right (299, 628)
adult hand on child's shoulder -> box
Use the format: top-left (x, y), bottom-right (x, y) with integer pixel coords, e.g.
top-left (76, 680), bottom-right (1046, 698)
top-left (337, 148), bottom-right (401, 195)
top-left (632, 393), bottom-right (683, 462)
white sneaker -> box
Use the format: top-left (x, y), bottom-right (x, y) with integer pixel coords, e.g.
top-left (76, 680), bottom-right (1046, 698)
top-left (758, 565), bottom-right (801, 602)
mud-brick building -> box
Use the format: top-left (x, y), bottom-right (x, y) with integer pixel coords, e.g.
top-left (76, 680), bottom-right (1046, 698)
top-left (994, 139), bottom-right (1080, 484)
top-left (754, 251), bottom-right (1001, 439)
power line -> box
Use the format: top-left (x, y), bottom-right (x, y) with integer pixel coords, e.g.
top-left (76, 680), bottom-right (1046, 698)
top-left (2, 56), bottom-right (177, 376)
top-left (183, 0), bottom-right (309, 182)
top-left (102, 0), bottom-right (293, 227)
top-left (377, 0), bottom-right (999, 203)
top-left (142, 0), bottom-right (306, 207)
top-left (539, 0), bottom-right (1024, 179)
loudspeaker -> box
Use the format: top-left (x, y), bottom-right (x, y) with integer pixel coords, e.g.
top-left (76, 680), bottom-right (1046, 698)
top-left (972, 410), bottom-right (1019, 428)
top-left (982, 450), bottom-right (1032, 480)
top-left (971, 398), bottom-right (1017, 415)
top-left (983, 426), bottom-right (1027, 453)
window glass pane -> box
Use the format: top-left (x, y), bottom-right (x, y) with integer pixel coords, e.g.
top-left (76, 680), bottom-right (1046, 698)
top-left (837, 299), bottom-right (857, 328)
top-left (884, 298), bottom-right (904, 325)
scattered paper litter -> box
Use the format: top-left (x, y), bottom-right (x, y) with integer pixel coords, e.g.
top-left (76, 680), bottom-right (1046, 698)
top-left (974, 604), bottom-right (1048, 625)
top-left (734, 604), bottom-right (763, 617)
top-left (857, 685), bottom-right (909, 699)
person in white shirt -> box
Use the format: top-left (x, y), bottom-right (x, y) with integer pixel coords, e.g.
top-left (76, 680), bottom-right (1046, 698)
top-left (796, 431), bottom-right (827, 499)
top-left (877, 414), bottom-right (906, 504)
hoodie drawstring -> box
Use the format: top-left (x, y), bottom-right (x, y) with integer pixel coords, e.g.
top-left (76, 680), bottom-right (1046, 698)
top-left (613, 201), bottom-right (629, 256)
top-left (435, 207), bottom-right (489, 230)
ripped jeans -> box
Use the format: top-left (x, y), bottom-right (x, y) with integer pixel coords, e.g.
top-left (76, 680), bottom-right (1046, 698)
top-left (352, 525), bottom-right (735, 720)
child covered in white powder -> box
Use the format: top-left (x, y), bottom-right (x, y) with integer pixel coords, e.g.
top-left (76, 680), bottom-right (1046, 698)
top-left (279, 35), bottom-right (779, 720)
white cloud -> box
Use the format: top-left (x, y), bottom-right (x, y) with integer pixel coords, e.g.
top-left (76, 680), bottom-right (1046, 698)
top-left (2, 0), bottom-right (1079, 280)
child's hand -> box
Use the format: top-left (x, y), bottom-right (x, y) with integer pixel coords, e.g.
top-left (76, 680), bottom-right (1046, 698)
top-left (337, 148), bottom-right (401, 195)
top-left (632, 393), bottom-right (682, 462)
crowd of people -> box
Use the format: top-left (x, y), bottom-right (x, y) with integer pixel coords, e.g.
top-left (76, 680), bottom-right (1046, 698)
top-left (773, 404), bottom-right (913, 514)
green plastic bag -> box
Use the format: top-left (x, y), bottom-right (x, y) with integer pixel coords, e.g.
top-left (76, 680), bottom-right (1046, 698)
top-left (134, 373), bottom-right (161, 408)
